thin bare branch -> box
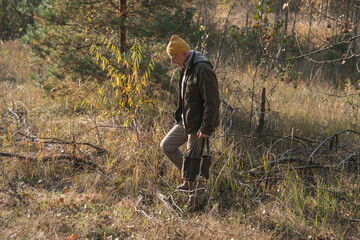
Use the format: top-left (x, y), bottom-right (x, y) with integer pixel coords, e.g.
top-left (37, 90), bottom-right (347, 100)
top-left (309, 130), bottom-right (360, 162)
top-left (269, 34), bottom-right (360, 61)
top-left (337, 152), bottom-right (360, 167)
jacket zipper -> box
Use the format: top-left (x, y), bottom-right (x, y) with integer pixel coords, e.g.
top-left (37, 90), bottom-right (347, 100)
top-left (182, 68), bottom-right (188, 132)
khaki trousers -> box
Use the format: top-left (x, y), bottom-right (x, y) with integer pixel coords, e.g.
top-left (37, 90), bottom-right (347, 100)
top-left (160, 123), bottom-right (204, 171)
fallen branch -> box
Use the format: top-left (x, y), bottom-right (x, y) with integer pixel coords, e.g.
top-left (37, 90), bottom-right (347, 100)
top-left (309, 130), bottom-right (360, 162)
top-left (135, 194), bottom-right (153, 219)
top-left (41, 140), bottom-right (108, 155)
top-left (253, 165), bottom-right (341, 175)
top-left (343, 218), bottom-right (360, 222)
top-left (280, 148), bottom-right (313, 158)
top-left (0, 126), bottom-right (108, 155)
top-left (269, 135), bottom-right (320, 152)
top-left (0, 152), bottom-right (97, 168)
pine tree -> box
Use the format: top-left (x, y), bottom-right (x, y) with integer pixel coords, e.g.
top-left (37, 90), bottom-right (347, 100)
top-left (22, 0), bottom-right (197, 86)
top-left (0, 0), bottom-right (42, 40)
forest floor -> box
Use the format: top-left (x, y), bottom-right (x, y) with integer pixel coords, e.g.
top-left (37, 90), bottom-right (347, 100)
top-left (0, 40), bottom-right (359, 240)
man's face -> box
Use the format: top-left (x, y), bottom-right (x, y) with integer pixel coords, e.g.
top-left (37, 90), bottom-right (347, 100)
top-left (168, 52), bottom-right (188, 68)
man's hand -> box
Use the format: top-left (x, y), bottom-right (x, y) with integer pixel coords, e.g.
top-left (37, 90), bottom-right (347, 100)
top-left (197, 131), bottom-right (209, 138)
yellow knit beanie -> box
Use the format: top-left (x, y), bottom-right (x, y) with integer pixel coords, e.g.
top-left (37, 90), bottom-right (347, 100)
top-left (166, 35), bottom-right (190, 55)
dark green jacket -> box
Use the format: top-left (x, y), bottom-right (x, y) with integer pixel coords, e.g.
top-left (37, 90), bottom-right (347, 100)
top-left (175, 52), bottom-right (220, 135)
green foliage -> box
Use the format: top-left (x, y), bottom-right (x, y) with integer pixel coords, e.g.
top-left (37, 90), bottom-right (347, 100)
top-left (22, 0), bottom-right (108, 85)
top-left (130, 0), bottom-right (197, 41)
top-left (22, 0), bottom-right (198, 88)
top-left (0, 0), bottom-right (42, 40)
top-left (228, 25), bottom-right (263, 56)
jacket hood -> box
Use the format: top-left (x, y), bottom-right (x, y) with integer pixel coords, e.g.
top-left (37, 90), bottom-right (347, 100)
top-left (193, 51), bottom-right (209, 65)
top-left (185, 51), bottom-right (212, 70)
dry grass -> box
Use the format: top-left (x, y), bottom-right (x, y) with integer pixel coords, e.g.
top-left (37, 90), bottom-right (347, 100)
top-left (1, 36), bottom-right (360, 240)
top-left (217, 63), bottom-right (359, 134)
top-left (0, 40), bottom-right (38, 83)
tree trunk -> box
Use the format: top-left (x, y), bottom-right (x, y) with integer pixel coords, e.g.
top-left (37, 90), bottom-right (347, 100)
top-left (308, 2), bottom-right (313, 49)
top-left (2, 0), bottom-right (8, 40)
top-left (326, 0), bottom-right (330, 22)
top-left (325, 0), bottom-right (331, 41)
top-left (257, 87), bottom-right (266, 135)
top-left (346, 0), bottom-right (351, 21)
top-left (203, 0), bottom-right (207, 28)
top-left (120, 0), bottom-right (126, 52)
top-left (332, 10), bottom-right (336, 44)
top-left (353, 0), bottom-right (359, 52)
top-left (292, 11), bottom-right (297, 35)
top-left (245, 0), bottom-right (250, 36)
top-left (351, 0), bottom-right (356, 23)
top-left (284, 5), bottom-right (289, 35)
top-left (274, 4), bottom-right (280, 39)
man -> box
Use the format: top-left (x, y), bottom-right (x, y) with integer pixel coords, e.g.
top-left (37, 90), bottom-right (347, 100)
top-left (160, 35), bottom-right (220, 210)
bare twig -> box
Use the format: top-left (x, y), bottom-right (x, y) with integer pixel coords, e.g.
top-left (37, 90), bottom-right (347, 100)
top-left (0, 168), bottom-right (24, 203)
top-left (106, 0), bottom-right (121, 11)
top-left (309, 130), bottom-right (360, 162)
top-left (133, 118), bottom-right (142, 148)
top-left (220, 100), bottom-right (234, 136)
top-left (135, 194), bottom-right (153, 219)
top-left (169, 194), bottom-right (184, 214)
top-left (157, 192), bottom-right (183, 217)
top-left (8, 107), bottom-right (37, 141)
top-left (337, 152), bottom-right (360, 167)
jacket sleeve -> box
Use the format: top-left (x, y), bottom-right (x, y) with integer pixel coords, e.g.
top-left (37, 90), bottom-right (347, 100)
top-left (197, 65), bottom-right (220, 135)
